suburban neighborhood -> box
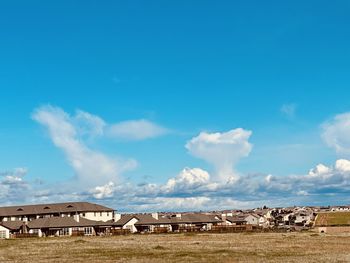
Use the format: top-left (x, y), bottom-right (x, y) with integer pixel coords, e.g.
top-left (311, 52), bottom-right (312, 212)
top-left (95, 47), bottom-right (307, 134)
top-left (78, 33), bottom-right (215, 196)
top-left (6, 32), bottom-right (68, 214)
top-left (0, 201), bottom-right (349, 239)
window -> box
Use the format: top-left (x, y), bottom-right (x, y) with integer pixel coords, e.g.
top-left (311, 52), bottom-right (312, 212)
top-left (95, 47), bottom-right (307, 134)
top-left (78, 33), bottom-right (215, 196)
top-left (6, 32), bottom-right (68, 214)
top-left (100, 212), bottom-right (102, 216)
top-left (84, 227), bottom-right (93, 236)
top-left (82, 213), bottom-right (85, 217)
top-left (67, 205), bottom-right (74, 208)
top-left (17, 208), bottom-right (23, 211)
top-left (59, 228), bottom-right (70, 236)
top-left (0, 230), bottom-right (6, 239)
top-left (94, 212), bottom-right (96, 217)
top-left (107, 212), bottom-right (109, 217)
top-left (44, 206), bottom-right (50, 210)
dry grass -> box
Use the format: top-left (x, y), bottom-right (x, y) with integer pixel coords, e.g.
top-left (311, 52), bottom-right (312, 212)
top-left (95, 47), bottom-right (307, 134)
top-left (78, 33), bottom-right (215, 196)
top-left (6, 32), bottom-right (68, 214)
top-left (1, 232), bottom-right (350, 262)
top-left (316, 212), bottom-right (350, 226)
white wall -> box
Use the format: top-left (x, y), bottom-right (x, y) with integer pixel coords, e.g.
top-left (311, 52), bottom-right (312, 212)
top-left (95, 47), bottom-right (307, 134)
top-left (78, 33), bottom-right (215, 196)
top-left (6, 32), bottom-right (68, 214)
top-left (245, 215), bottom-right (259, 225)
top-left (123, 218), bottom-right (138, 233)
top-left (0, 226), bottom-right (10, 239)
top-left (81, 212), bottom-right (113, 222)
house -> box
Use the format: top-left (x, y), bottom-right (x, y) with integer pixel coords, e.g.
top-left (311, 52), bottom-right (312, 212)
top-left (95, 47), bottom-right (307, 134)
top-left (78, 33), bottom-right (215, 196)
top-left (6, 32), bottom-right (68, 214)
top-left (243, 214), bottom-right (260, 225)
top-left (0, 220), bottom-right (29, 238)
top-left (0, 225), bottom-right (11, 239)
top-left (114, 213), bottom-right (222, 233)
top-left (0, 202), bottom-right (118, 238)
top-left (0, 202), bottom-right (115, 222)
top-left (27, 214), bottom-right (114, 237)
top-left (222, 215), bottom-right (247, 226)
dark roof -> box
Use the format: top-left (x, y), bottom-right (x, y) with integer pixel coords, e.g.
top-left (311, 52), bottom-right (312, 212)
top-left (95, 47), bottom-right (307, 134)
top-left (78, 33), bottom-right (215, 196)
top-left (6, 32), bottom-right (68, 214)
top-left (0, 221), bottom-right (26, 230)
top-left (225, 216), bottom-right (247, 223)
top-left (28, 216), bottom-right (113, 229)
top-left (135, 214), bottom-right (162, 225)
top-left (114, 215), bottom-right (137, 226)
top-left (0, 202), bottom-right (114, 217)
top-left (176, 214), bottom-right (220, 224)
top-left (115, 213), bottom-right (222, 226)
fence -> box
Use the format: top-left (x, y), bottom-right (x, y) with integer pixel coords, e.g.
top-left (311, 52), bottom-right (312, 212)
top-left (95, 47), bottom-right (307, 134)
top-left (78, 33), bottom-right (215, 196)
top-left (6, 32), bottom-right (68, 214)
top-left (210, 225), bottom-right (254, 233)
top-left (153, 227), bottom-right (169, 234)
top-left (71, 230), bottom-right (85, 237)
top-left (111, 229), bottom-right (131, 235)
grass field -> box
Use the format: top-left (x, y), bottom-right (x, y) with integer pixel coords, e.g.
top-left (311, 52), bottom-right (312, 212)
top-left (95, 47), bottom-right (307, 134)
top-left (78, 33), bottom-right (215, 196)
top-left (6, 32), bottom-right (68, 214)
top-left (315, 212), bottom-right (350, 226)
top-left (1, 232), bottom-right (350, 262)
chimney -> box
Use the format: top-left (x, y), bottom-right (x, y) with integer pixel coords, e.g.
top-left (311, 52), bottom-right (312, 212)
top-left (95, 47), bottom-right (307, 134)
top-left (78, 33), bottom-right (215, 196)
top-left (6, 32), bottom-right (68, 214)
top-left (114, 213), bottom-right (121, 222)
top-left (221, 214), bottom-right (227, 223)
top-left (73, 213), bottom-right (79, 223)
top-left (152, 213), bottom-right (159, 220)
top-left (176, 213), bottom-right (181, 219)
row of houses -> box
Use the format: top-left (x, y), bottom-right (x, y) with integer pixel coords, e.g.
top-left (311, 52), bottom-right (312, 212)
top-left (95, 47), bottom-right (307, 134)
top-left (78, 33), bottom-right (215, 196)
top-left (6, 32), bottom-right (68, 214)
top-left (1, 202), bottom-right (350, 238)
top-left (0, 202), bottom-right (254, 238)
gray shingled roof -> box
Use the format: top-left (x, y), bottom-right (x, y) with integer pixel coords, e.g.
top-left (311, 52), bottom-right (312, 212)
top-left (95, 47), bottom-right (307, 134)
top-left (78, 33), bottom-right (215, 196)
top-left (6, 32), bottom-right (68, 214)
top-left (28, 216), bottom-right (112, 229)
top-left (114, 215), bottom-right (137, 226)
top-left (225, 216), bottom-right (247, 223)
top-left (0, 202), bottom-right (114, 217)
top-left (114, 213), bottom-right (222, 226)
top-left (0, 221), bottom-right (25, 230)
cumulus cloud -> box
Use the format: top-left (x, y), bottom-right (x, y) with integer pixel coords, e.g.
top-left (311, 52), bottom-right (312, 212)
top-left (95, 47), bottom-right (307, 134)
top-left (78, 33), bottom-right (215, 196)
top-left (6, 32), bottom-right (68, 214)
top-left (163, 167), bottom-right (217, 195)
top-left (8, 108), bottom-right (350, 212)
top-left (185, 128), bottom-right (253, 181)
top-left (5, 158), bottom-right (350, 212)
top-left (0, 168), bottom-right (30, 203)
top-left (91, 182), bottom-right (115, 199)
top-left (32, 105), bottom-right (137, 185)
top-left (322, 112), bottom-right (350, 155)
top-left (335, 159), bottom-right (350, 172)
top-left (107, 119), bottom-right (169, 141)
top-left (128, 196), bottom-right (212, 211)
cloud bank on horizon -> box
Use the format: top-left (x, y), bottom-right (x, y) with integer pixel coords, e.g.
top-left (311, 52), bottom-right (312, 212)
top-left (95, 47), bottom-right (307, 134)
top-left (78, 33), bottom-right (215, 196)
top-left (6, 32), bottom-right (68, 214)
top-left (2, 105), bottom-right (350, 212)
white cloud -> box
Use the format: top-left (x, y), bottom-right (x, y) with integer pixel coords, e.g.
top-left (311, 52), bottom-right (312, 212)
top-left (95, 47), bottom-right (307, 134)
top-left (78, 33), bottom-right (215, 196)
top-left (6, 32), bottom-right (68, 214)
top-left (335, 159), bottom-right (350, 173)
top-left (308, 164), bottom-right (331, 177)
top-left (92, 182), bottom-right (115, 199)
top-left (322, 112), bottom-right (350, 155)
top-left (164, 167), bottom-right (216, 194)
top-left (107, 119), bottom-right (169, 141)
top-left (0, 168), bottom-right (29, 203)
top-left (74, 110), bottom-right (106, 137)
top-left (185, 128), bottom-right (253, 181)
top-left (281, 103), bottom-right (297, 119)
top-left (129, 196), bottom-right (211, 211)
top-left (5, 157), bottom-right (350, 212)
top-left (32, 105), bottom-right (137, 186)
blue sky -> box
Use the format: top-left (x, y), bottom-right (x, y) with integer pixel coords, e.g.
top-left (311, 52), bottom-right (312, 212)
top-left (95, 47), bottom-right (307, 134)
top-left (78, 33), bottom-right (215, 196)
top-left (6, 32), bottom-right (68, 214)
top-left (1, 1), bottom-right (350, 211)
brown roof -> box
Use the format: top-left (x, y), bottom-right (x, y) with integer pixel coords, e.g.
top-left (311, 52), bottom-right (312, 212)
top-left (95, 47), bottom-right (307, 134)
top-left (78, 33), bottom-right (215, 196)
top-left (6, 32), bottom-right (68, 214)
top-left (0, 202), bottom-right (114, 217)
top-left (175, 214), bottom-right (221, 224)
top-left (28, 216), bottom-right (113, 229)
top-left (225, 216), bottom-right (247, 223)
top-left (115, 213), bottom-right (222, 226)
top-left (0, 221), bottom-right (25, 230)
top-left (135, 214), bottom-right (162, 225)
top-left (114, 215), bottom-right (137, 226)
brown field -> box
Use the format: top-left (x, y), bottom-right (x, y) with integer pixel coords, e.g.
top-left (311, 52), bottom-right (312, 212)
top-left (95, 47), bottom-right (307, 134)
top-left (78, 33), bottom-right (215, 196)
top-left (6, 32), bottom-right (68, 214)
top-left (316, 212), bottom-right (350, 226)
top-left (1, 232), bottom-right (350, 262)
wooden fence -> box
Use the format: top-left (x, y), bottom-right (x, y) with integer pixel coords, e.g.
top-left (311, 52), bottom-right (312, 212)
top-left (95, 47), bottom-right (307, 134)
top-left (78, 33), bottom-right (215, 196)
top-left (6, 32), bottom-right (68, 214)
top-left (111, 229), bottom-right (131, 235)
